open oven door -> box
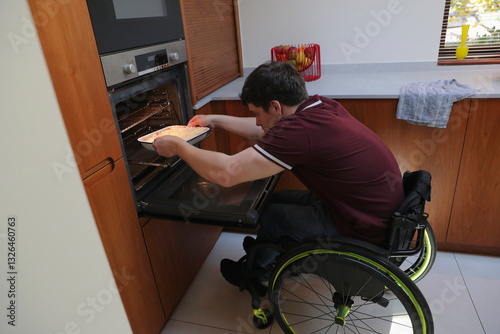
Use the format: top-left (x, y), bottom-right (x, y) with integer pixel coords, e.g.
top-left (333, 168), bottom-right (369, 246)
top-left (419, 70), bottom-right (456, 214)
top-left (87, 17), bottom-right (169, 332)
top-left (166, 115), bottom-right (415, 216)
top-left (137, 161), bottom-right (281, 229)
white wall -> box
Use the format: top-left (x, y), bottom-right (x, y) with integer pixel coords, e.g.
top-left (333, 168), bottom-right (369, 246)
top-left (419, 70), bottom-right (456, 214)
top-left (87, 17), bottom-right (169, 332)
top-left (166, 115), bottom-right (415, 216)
top-left (0, 2), bottom-right (132, 333)
top-left (238, 0), bottom-right (446, 67)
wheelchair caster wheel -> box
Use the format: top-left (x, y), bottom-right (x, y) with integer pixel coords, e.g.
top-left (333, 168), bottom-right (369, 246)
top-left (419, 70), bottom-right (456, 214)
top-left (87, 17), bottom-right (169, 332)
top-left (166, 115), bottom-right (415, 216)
top-left (252, 308), bottom-right (273, 329)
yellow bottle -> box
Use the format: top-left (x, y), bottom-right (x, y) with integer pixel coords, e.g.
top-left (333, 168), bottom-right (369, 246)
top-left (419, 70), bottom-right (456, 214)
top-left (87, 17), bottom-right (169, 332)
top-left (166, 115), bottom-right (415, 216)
top-left (456, 24), bottom-right (470, 60)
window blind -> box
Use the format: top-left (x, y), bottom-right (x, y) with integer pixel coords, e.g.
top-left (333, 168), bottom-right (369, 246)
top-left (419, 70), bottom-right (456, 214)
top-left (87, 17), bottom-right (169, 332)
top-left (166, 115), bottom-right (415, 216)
top-left (438, 0), bottom-right (500, 64)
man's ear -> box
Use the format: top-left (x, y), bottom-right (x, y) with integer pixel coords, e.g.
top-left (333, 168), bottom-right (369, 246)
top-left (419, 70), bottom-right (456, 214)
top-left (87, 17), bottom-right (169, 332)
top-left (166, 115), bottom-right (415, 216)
top-left (269, 100), bottom-right (281, 115)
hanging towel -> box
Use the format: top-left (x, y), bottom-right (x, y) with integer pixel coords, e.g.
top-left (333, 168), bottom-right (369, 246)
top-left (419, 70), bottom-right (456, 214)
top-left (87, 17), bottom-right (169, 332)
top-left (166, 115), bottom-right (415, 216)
top-left (396, 79), bottom-right (479, 128)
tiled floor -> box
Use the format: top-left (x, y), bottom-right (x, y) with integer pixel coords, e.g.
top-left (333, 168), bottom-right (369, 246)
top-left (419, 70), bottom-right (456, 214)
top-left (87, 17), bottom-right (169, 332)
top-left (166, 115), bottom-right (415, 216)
top-left (162, 232), bottom-right (500, 334)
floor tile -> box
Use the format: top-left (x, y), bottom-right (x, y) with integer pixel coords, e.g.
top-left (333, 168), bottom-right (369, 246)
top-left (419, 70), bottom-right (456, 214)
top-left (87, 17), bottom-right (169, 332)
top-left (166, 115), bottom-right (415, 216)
top-left (168, 232), bottom-right (272, 333)
top-left (416, 251), bottom-right (485, 334)
top-left (454, 252), bottom-right (500, 334)
top-left (269, 321), bottom-right (284, 334)
top-left (162, 320), bottom-right (242, 334)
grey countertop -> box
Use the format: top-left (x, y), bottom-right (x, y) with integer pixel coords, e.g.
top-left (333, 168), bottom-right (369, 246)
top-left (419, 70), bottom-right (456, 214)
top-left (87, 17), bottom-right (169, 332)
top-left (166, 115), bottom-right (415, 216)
top-left (194, 61), bottom-right (500, 109)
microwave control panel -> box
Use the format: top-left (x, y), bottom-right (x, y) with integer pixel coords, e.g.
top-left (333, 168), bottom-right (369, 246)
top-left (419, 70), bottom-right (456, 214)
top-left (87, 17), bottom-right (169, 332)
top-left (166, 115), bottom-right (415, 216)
top-left (100, 39), bottom-right (188, 87)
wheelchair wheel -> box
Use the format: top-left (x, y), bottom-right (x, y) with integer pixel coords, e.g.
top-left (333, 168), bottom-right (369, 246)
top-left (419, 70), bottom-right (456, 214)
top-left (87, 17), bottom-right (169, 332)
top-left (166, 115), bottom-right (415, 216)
top-left (394, 224), bottom-right (437, 283)
top-left (269, 242), bottom-right (433, 334)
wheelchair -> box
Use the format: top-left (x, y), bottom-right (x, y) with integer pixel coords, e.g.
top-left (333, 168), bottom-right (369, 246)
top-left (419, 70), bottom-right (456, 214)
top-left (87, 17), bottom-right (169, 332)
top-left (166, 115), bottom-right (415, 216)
top-left (235, 170), bottom-right (436, 333)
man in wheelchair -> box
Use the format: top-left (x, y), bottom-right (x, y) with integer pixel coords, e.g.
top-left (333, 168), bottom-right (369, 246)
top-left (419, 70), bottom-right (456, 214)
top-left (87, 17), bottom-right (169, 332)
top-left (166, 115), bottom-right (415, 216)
top-left (155, 60), bottom-right (405, 287)
top-left (154, 61), bottom-right (435, 332)
top-left (226, 62), bottom-right (406, 289)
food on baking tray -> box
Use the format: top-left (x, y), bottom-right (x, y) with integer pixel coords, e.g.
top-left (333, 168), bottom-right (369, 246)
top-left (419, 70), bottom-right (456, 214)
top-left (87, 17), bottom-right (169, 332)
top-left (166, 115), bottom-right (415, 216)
top-left (141, 125), bottom-right (208, 143)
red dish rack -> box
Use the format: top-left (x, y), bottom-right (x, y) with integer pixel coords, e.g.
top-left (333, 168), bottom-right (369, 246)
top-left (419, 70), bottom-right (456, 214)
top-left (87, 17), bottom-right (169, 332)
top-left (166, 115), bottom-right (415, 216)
top-left (271, 43), bottom-right (321, 81)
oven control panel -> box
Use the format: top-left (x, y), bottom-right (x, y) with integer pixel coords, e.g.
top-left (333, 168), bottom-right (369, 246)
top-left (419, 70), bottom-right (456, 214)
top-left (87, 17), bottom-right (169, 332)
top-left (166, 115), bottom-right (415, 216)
top-left (100, 39), bottom-right (188, 87)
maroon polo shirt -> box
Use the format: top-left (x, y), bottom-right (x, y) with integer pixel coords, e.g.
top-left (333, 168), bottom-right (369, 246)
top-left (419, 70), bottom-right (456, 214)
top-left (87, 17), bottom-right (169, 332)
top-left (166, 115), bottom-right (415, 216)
top-left (253, 95), bottom-right (404, 246)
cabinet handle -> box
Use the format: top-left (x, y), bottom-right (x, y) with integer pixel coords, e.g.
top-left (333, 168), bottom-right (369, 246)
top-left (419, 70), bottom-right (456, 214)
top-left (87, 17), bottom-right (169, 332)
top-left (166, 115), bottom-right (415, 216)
top-left (83, 158), bottom-right (115, 186)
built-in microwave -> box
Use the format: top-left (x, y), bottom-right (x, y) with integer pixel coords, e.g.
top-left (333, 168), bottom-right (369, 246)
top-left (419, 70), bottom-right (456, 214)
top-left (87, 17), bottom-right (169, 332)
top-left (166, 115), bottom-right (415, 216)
top-left (85, 0), bottom-right (184, 55)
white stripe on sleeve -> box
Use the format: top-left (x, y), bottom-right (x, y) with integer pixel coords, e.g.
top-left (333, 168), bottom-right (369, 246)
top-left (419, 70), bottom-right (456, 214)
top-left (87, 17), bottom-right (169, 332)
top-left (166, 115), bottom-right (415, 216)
top-left (253, 144), bottom-right (293, 170)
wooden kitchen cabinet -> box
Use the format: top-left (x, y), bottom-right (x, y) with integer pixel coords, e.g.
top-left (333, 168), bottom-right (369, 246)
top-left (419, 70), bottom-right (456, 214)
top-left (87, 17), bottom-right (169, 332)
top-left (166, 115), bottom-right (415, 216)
top-left (447, 99), bottom-right (500, 252)
top-left (196, 101), bottom-right (231, 154)
top-left (84, 159), bottom-right (166, 334)
top-left (142, 219), bottom-right (222, 319)
top-left (339, 99), bottom-right (471, 244)
top-left (181, 0), bottom-right (243, 105)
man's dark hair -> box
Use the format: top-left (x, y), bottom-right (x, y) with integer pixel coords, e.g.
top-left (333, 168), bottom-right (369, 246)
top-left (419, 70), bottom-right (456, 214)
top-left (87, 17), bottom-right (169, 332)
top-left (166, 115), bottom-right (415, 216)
top-left (239, 61), bottom-right (309, 110)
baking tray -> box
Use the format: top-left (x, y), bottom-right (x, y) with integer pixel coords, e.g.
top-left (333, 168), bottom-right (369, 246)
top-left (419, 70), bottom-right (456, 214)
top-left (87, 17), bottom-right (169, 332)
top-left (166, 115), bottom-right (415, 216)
top-left (137, 125), bottom-right (210, 151)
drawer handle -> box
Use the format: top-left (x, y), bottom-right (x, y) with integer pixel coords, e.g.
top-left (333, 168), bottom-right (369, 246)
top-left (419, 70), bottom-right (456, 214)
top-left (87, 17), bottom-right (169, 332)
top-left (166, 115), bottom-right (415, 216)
top-left (83, 158), bottom-right (115, 185)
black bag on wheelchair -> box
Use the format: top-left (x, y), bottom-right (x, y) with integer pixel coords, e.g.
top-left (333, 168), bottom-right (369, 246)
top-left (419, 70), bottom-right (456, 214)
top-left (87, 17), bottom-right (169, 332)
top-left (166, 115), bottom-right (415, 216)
top-left (387, 170), bottom-right (431, 255)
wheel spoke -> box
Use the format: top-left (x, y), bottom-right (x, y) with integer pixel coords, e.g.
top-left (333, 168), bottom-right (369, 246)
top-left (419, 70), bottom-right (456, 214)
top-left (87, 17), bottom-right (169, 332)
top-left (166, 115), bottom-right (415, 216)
top-left (280, 287), bottom-right (335, 321)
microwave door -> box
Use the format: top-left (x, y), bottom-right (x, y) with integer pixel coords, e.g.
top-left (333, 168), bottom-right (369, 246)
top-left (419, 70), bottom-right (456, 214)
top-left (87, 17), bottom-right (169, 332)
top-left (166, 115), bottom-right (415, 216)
top-left (86, 0), bottom-right (184, 55)
top-left (139, 162), bottom-right (281, 229)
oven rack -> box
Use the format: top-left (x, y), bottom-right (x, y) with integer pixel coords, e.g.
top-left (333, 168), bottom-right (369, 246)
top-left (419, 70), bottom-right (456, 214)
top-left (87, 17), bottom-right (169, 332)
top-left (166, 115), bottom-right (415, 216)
top-left (118, 101), bottom-right (174, 133)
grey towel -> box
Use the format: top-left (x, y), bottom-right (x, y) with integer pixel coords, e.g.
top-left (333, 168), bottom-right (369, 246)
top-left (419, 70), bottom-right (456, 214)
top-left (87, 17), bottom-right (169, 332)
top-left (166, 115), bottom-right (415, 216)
top-left (396, 79), bottom-right (479, 128)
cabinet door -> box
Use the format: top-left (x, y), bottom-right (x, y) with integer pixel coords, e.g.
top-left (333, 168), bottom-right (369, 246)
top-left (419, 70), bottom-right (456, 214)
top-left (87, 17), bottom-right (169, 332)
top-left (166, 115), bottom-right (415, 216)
top-left (84, 159), bottom-right (165, 333)
top-left (142, 219), bottom-right (222, 319)
top-left (338, 99), bottom-right (470, 244)
top-left (27, 0), bottom-right (123, 178)
top-left (447, 99), bottom-right (500, 248)
top-left (181, 0), bottom-right (242, 104)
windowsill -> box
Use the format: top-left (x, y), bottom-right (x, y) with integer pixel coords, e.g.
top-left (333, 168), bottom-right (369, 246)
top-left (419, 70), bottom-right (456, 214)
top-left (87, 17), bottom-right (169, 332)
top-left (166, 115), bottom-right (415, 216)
top-left (438, 58), bottom-right (500, 66)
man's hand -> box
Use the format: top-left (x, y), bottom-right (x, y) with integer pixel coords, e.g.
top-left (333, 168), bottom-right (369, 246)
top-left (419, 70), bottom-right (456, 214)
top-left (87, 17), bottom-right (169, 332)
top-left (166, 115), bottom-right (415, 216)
top-left (188, 115), bottom-right (214, 128)
top-left (152, 135), bottom-right (183, 157)
top-left (188, 114), bottom-right (264, 141)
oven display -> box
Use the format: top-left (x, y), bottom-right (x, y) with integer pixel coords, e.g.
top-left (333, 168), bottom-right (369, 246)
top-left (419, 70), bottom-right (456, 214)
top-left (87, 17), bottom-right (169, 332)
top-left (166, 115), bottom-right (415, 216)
top-left (136, 50), bottom-right (169, 76)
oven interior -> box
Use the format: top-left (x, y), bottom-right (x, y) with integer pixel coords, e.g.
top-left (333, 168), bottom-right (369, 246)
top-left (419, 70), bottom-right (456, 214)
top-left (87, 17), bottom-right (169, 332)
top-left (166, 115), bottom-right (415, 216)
top-left (117, 81), bottom-right (182, 193)
top-left (109, 68), bottom-right (192, 203)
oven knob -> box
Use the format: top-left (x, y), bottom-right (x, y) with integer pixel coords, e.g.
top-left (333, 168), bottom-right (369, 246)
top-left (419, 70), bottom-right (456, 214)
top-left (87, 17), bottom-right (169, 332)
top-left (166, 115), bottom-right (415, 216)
top-left (123, 63), bottom-right (136, 74)
top-left (170, 52), bottom-right (180, 62)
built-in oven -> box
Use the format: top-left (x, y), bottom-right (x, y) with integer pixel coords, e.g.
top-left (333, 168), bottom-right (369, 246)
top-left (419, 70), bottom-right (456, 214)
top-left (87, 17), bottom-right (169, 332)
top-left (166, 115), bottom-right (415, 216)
top-left (97, 39), bottom-right (279, 229)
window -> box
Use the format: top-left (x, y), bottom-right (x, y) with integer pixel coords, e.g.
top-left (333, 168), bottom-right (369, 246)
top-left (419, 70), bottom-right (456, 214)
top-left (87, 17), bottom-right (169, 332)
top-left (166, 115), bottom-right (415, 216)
top-left (438, 0), bottom-right (500, 64)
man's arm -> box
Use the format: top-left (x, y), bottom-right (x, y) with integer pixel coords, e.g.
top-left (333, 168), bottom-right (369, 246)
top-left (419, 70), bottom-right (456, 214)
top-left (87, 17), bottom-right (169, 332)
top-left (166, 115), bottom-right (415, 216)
top-left (188, 115), bottom-right (264, 141)
top-left (153, 135), bottom-right (283, 187)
